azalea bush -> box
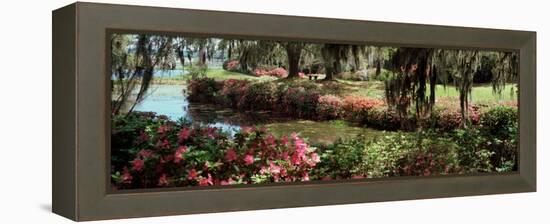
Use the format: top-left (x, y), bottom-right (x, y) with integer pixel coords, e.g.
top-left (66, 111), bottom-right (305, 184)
top-left (314, 132), bottom-right (462, 179)
top-left (187, 77), bottom-right (222, 102)
top-left (238, 81), bottom-right (279, 110)
top-left (316, 95), bottom-right (344, 120)
top-left (253, 67), bottom-right (288, 78)
top-left (187, 79), bottom-right (517, 134)
top-left (111, 112), bottom-right (321, 189)
top-left (222, 60), bottom-right (240, 72)
top-left (280, 86), bottom-right (321, 118)
top-left (111, 111), bottom-right (518, 189)
top-left (342, 95), bottom-right (384, 123)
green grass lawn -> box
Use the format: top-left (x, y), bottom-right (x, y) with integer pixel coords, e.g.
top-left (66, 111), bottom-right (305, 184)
top-left (435, 84), bottom-right (517, 103)
top-left (149, 68), bottom-right (517, 104)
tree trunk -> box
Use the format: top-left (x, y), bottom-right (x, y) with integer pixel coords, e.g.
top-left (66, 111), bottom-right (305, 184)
top-left (285, 42), bottom-right (303, 78)
top-left (198, 47), bottom-right (206, 65)
top-left (375, 60), bottom-right (381, 76)
top-left (176, 46), bottom-right (185, 69)
top-left (227, 43), bottom-right (232, 60)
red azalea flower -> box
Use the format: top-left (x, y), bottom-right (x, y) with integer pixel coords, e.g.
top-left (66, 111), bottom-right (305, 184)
top-left (224, 148), bottom-right (237, 162)
top-left (244, 154), bottom-right (254, 165)
top-left (131, 158), bottom-right (144, 171)
top-left (158, 174), bottom-right (169, 186)
top-left (174, 146), bottom-right (187, 163)
top-left (178, 128), bottom-right (190, 142)
top-left (187, 169), bottom-right (198, 180)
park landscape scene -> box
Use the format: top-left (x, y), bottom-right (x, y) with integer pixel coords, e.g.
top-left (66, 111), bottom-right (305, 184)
top-left (110, 34), bottom-right (519, 190)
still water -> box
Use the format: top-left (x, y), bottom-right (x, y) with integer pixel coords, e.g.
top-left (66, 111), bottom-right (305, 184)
top-left (133, 84), bottom-right (382, 145)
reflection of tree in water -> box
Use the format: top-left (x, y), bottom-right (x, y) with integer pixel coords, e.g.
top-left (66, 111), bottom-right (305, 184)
top-left (187, 102), bottom-right (293, 127)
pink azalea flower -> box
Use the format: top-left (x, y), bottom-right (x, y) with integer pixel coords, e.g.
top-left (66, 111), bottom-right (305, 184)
top-left (174, 146), bottom-right (187, 163)
top-left (187, 169), bottom-right (198, 180)
top-left (138, 149), bottom-right (153, 158)
top-left (291, 153), bottom-right (302, 165)
top-left (178, 128), bottom-right (190, 141)
top-left (244, 154), bottom-right (254, 165)
top-left (158, 174), bottom-right (169, 186)
top-left (280, 136), bottom-right (289, 146)
top-left (131, 158), bottom-right (144, 171)
top-left (241, 126), bottom-right (253, 134)
top-left (265, 134), bottom-right (276, 147)
top-left (157, 125), bottom-right (170, 135)
top-left (198, 173), bottom-right (213, 186)
top-left (302, 172), bottom-right (310, 181)
top-left (306, 153), bottom-right (321, 167)
top-left (206, 127), bottom-right (218, 139)
top-left (121, 167), bottom-right (132, 184)
top-left (137, 131), bottom-right (150, 143)
top-left (220, 179), bottom-right (235, 186)
top-left (159, 139), bottom-right (171, 150)
top-left (224, 148), bottom-right (237, 162)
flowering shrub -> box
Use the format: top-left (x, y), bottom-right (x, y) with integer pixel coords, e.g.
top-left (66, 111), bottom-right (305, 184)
top-left (428, 104), bottom-right (482, 131)
top-left (280, 86), bottom-right (321, 118)
top-left (342, 95), bottom-right (384, 123)
top-left (253, 67), bottom-right (288, 78)
top-left (111, 113), bottom-right (320, 189)
top-left (220, 79), bottom-right (250, 107)
top-left (314, 131), bottom-right (462, 179)
top-left (223, 60), bottom-right (240, 72)
top-left (316, 95), bottom-right (344, 120)
top-left (238, 81), bottom-right (279, 110)
top-left (187, 77), bottom-right (222, 102)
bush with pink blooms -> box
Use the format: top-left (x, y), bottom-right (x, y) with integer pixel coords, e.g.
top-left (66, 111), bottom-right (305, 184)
top-left (187, 78), bottom-right (516, 133)
top-left (316, 95), bottom-right (343, 120)
top-left (254, 67), bottom-right (288, 78)
top-left (222, 60), bottom-right (240, 72)
top-left (342, 95), bottom-right (385, 123)
top-left (111, 112), bottom-right (320, 189)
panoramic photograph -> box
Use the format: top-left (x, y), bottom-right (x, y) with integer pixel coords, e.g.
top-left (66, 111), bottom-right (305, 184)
top-left (110, 34), bottom-right (519, 190)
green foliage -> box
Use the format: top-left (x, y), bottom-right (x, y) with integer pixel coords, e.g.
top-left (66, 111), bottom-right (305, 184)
top-left (188, 64), bottom-right (208, 79)
top-left (479, 106), bottom-right (518, 171)
top-left (315, 131), bottom-right (463, 179)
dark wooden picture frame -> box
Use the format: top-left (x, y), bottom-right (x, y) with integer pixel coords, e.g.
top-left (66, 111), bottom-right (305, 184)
top-left (53, 2), bottom-right (536, 221)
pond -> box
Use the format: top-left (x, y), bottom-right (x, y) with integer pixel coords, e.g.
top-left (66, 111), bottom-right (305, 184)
top-left (133, 84), bottom-right (384, 145)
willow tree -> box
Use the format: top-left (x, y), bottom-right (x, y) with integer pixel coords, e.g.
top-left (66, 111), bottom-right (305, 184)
top-left (387, 47), bottom-right (517, 129)
top-left (445, 50), bottom-right (481, 127)
top-left (366, 46), bottom-right (390, 77)
top-left (386, 48), bottom-right (436, 126)
top-left (320, 44), bottom-right (365, 81)
top-left (232, 40), bottom-right (286, 72)
top-left (111, 34), bottom-right (174, 115)
top-left (492, 52), bottom-right (518, 95)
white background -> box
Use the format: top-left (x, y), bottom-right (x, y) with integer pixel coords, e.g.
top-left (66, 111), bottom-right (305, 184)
top-left (0, 0), bottom-right (547, 223)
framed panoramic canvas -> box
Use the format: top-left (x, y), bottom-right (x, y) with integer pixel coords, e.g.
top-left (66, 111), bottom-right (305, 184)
top-left (52, 2), bottom-right (536, 221)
